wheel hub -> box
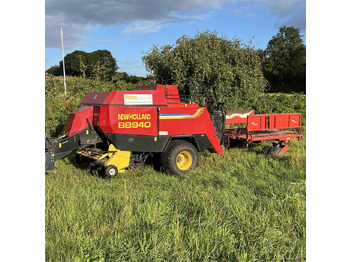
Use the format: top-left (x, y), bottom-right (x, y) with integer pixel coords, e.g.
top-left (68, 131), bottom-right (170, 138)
top-left (176, 151), bottom-right (193, 171)
top-left (108, 168), bottom-right (116, 176)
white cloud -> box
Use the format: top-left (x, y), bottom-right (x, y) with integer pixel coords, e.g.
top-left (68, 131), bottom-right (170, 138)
top-left (45, 0), bottom-right (305, 48)
top-left (122, 16), bottom-right (204, 35)
top-left (122, 20), bottom-right (167, 35)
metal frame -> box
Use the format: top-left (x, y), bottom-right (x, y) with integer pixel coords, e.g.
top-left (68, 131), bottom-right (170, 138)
top-left (226, 113), bottom-right (303, 154)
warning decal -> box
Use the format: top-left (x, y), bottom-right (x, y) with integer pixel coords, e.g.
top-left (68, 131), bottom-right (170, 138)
top-left (124, 94), bottom-right (153, 105)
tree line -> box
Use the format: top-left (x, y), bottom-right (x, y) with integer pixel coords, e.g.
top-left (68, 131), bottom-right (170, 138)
top-left (46, 26), bottom-right (306, 105)
top-left (46, 50), bottom-right (117, 81)
top-left (46, 49), bottom-right (151, 84)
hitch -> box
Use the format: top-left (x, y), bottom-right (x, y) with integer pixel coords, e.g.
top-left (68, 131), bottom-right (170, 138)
top-left (45, 127), bottom-right (102, 170)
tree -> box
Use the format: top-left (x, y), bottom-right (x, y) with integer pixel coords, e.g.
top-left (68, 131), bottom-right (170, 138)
top-left (143, 31), bottom-right (268, 109)
top-left (58, 50), bottom-right (118, 80)
top-left (263, 26), bottom-right (306, 93)
top-left (60, 50), bottom-right (87, 77)
top-left (46, 65), bottom-right (61, 76)
top-left (78, 55), bottom-right (87, 78)
top-left (90, 57), bottom-right (116, 81)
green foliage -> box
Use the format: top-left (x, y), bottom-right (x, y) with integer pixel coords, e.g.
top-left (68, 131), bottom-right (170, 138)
top-left (143, 31), bottom-right (268, 109)
top-left (111, 72), bottom-right (155, 85)
top-left (262, 26), bottom-right (306, 93)
top-left (46, 65), bottom-right (61, 76)
top-left (56, 50), bottom-right (118, 80)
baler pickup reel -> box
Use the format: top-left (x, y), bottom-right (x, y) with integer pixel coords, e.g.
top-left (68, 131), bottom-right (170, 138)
top-left (76, 144), bottom-right (131, 178)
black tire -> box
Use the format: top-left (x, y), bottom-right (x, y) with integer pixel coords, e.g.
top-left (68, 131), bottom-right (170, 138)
top-left (161, 140), bottom-right (198, 175)
top-left (104, 165), bottom-right (118, 179)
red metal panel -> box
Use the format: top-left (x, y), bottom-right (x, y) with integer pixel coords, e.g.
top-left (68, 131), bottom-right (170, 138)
top-left (247, 113), bottom-right (301, 132)
top-left (165, 85), bottom-right (181, 104)
top-left (159, 106), bottom-right (223, 154)
top-left (159, 106), bottom-right (202, 136)
top-left (101, 90), bottom-right (166, 105)
top-left (290, 114), bottom-right (301, 128)
top-left (62, 106), bottom-right (94, 136)
top-left (101, 85), bottom-right (169, 106)
top-left (278, 144), bottom-right (289, 155)
top-left (99, 106), bottom-right (158, 136)
top-left (274, 115), bottom-right (290, 129)
top-left (248, 115), bottom-right (267, 131)
top-left (269, 116), bottom-right (275, 128)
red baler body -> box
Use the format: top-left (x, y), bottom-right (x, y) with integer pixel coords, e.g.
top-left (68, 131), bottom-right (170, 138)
top-left (46, 84), bottom-right (302, 172)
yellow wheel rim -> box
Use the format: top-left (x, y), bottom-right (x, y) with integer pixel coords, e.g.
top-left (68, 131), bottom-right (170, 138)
top-left (176, 151), bottom-right (193, 171)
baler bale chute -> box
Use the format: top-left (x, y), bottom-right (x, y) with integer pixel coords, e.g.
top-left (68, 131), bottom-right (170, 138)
top-left (45, 84), bottom-right (302, 177)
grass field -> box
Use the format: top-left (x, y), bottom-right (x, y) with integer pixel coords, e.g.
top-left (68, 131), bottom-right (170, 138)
top-left (45, 75), bottom-right (306, 261)
top-left (46, 139), bottom-right (305, 261)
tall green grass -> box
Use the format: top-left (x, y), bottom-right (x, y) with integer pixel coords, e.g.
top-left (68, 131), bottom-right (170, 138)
top-left (46, 139), bottom-right (305, 261)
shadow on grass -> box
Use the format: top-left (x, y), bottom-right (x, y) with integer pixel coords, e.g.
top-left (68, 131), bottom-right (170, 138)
top-left (65, 151), bottom-right (167, 178)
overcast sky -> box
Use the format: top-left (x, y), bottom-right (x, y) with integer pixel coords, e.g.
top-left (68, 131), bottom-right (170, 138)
top-left (45, 0), bottom-right (306, 76)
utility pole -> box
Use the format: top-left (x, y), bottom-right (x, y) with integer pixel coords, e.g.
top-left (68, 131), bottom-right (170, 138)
top-left (60, 25), bottom-right (67, 95)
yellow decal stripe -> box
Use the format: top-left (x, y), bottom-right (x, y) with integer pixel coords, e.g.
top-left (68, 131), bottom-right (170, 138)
top-left (159, 108), bottom-right (204, 120)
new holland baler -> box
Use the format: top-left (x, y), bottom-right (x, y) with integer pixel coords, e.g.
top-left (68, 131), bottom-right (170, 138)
top-left (45, 84), bottom-right (302, 177)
